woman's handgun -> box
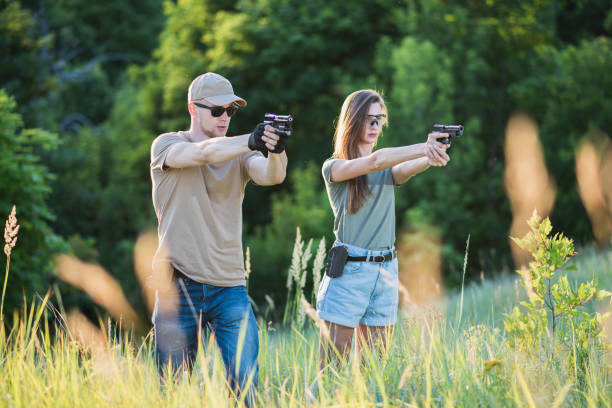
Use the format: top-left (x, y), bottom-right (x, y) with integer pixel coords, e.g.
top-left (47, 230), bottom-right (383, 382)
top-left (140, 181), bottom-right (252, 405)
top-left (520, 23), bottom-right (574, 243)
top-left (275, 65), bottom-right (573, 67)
top-left (432, 124), bottom-right (463, 146)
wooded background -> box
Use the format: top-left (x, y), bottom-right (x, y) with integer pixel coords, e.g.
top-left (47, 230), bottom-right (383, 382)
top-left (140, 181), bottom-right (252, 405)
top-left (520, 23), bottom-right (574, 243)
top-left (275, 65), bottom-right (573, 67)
top-left (1, 0), bottom-right (611, 320)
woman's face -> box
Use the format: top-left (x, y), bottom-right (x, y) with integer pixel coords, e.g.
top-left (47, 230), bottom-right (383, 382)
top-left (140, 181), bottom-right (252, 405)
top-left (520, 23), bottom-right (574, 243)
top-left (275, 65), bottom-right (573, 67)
top-left (360, 102), bottom-right (386, 146)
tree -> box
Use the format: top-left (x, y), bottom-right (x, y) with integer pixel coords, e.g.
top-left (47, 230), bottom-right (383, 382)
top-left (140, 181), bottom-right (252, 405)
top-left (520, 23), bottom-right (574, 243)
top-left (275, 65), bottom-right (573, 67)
top-left (510, 37), bottom-right (612, 243)
top-left (373, 0), bottom-right (611, 278)
top-left (0, 90), bottom-right (68, 311)
top-left (0, 0), bottom-right (55, 126)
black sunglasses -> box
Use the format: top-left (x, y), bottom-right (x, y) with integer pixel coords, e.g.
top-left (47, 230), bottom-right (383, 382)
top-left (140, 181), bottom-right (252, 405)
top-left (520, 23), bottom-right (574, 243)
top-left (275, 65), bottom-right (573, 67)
top-left (367, 113), bottom-right (387, 126)
top-left (193, 102), bottom-right (239, 117)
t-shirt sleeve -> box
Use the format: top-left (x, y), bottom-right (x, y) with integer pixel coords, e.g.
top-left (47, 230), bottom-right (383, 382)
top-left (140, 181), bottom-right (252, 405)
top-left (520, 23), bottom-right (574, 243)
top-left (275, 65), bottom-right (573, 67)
top-left (322, 158), bottom-right (341, 184)
top-left (384, 167), bottom-right (396, 186)
top-left (239, 150), bottom-right (266, 183)
top-left (150, 133), bottom-right (184, 173)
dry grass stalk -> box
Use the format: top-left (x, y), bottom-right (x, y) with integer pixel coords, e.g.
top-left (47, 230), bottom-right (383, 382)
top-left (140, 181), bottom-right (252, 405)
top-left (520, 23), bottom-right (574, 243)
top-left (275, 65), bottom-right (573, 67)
top-left (397, 362), bottom-right (412, 389)
top-left (133, 232), bottom-right (158, 313)
top-left (397, 280), bottom-right (413, 309)
top-left (575, 139), bottom-right (612, 244)
top-left (601, 146), bottom-right (612, 213)
top-left (3, 205), bottom-right (19, 257)
top-left (66, 310), bottom-right (120, 378)
top-left (245, 246), bottom-right (251, 280)
top-left (300, 294), bottom-right (330, 340)
top-left (55, 254), bottom-right (141, 327)
top-left (517, 267), bottom-right (538, 303)
top-left (265, 294), bottom-right (275, 312)
top-left (504, 113), bottom-right (557, 267)
top-left (396, 225), bottom-right (444, 306)
top-left (311, 237), bottom-right (326, 301)
top-left (66, 309), bottom-right (107, 352)
top-left (287, 227), bottom-right (303, 290)
top-left (299, 239), bottom-right (313, 291)
top-left (2, 205), bottom-right (19, 320)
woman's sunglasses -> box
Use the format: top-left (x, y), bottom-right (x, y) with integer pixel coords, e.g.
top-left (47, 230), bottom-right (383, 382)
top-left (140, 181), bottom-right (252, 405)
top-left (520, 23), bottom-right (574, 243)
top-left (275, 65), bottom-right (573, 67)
top-left (367, 113), bottom-right (387, 127)
top-left (193, 102), bottom-right (239, 117)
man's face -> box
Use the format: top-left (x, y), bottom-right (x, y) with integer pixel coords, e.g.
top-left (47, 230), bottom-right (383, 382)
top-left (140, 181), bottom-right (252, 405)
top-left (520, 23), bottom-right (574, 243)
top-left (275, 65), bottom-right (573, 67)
top-left (192, 99), bottom-right (234, 138)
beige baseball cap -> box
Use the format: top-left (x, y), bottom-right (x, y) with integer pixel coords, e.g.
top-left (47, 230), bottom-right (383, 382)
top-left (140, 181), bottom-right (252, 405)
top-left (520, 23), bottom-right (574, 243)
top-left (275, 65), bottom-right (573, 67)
top-left (188, 72), bottom-right (247, 107)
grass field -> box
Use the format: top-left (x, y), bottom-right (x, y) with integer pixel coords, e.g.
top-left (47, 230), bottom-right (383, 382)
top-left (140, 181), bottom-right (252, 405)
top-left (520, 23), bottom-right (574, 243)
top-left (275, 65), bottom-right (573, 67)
top-left (1, 245), bottom-right (611, 407)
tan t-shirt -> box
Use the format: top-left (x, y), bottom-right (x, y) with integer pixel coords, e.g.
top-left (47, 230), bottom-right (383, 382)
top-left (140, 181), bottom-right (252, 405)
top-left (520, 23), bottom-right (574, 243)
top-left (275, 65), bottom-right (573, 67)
top-left (150, 131), bottom-right (262, 287)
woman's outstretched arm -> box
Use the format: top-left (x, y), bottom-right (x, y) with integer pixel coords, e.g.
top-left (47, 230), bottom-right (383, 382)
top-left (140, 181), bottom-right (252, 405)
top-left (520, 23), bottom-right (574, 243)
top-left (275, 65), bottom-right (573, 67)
top-left (391, 157), bottom-right (431, 184)
top-left (330, 133), bottom-right (449, 182)
top-left (391, 139), bottom-right (450, 184)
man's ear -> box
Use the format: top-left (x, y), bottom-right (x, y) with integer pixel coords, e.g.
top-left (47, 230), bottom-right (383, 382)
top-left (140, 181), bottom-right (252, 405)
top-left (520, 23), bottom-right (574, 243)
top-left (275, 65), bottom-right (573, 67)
top-left (188, 102), bottom-right (197, 118)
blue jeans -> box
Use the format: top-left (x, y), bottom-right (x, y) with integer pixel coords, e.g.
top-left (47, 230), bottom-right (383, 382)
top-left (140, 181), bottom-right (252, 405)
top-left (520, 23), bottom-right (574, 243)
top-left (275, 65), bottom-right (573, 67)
top-left (153, 272), bottom-right (259, 402)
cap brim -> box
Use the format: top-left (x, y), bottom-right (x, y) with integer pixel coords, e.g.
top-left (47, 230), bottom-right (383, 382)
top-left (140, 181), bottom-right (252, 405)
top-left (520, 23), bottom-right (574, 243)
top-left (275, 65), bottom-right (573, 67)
top-left (206, 94), bottom-right (247, 107)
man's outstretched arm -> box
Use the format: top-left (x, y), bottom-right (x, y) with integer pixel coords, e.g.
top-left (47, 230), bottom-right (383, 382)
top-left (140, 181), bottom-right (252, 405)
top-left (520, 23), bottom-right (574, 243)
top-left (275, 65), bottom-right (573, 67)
top-left (246, 152), bottom-right (288, 186)
top-left (163, 134), bottom-right (252, 169)
top-left (244, 124), bottom-right (288, 185)
top-left (162, 122), bottom-right (283, 169)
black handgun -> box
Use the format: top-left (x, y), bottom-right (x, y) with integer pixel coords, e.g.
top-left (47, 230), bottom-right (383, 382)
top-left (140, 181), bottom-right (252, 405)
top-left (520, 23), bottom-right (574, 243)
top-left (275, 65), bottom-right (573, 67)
top-left (264, 113), bottom-right (293, 136)
top-left (432, 124), bottom-right (463, 146)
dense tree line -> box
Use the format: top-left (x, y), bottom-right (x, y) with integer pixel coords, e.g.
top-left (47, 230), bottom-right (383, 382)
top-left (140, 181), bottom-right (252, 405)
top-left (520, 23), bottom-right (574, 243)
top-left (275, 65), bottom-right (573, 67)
top-left (1, 0), bottom-right (611, 316)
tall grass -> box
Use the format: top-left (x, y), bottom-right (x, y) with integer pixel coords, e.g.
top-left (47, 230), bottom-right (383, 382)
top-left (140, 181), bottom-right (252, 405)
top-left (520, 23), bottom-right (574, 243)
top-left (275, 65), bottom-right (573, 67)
top-left (1, 271), bottom-right (611, 407)
top-left (283, 228), bottom-right (326, 328)
top-left (1, 224), bottom-right (612, 406)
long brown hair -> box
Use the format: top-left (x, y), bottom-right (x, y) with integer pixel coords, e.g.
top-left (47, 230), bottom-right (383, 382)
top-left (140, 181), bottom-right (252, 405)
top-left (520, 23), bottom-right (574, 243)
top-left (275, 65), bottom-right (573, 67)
top-left (333, 89), bottom-right (388, 214)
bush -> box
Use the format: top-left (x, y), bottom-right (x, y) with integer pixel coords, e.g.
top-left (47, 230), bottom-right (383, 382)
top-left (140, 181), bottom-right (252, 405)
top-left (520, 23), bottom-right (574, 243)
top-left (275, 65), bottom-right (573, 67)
top-left (503, 211), bottom-right (612, 376)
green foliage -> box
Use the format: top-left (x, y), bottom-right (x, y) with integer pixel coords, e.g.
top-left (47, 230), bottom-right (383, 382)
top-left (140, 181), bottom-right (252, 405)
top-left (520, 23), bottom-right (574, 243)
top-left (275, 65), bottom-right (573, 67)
top-left (71, 0), bottom-right (612, 311)
top-left (382, 33), bottom-right (486, 278)
top-left (40, 0), bottom-right (164, 63)
top-left (387, 37), bottom-right (454, 135)
top-left (0, 0), bottom-right (165, 314)
top-left (3, 0), bottom-right (612, 316)
top-left (247, 163), bottom-right (333, 305)
top-left (371, 0), bottom-right (612, 281)
top-left (44, 126), bottom-right (103, 238)
top-left (378, 0), bottom-right (563, 277)
top-left (0, 90), bottom-right (68, 311)
top-left (1, 0), bottom-right (164, 128)
top-left (0, 1), bottom-right (54, 125)
top-left (503, 211), bottom-right (611, 374)
top-left (509, 37), bottom-right (612, 242)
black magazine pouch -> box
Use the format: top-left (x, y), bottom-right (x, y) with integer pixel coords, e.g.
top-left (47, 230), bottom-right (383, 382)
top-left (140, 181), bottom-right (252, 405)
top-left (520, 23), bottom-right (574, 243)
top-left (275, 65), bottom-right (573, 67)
top-left (325, 245), bottom-right (349, 278)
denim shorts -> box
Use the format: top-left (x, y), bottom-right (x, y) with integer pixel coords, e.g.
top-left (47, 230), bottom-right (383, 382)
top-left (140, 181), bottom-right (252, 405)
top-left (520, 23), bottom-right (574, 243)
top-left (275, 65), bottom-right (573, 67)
top-left (316, 242), bottom-right (399, 328)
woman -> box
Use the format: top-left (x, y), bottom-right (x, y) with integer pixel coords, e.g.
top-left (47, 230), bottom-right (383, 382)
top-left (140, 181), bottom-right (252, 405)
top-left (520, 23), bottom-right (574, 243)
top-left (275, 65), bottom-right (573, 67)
top-left (316, 89), bottom-right (450, 360)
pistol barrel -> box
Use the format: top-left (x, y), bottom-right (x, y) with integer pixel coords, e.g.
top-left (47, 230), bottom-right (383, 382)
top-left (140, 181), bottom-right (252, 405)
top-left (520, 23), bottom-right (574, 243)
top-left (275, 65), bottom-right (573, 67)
top-left (433, 124), bottom-right (463, 137)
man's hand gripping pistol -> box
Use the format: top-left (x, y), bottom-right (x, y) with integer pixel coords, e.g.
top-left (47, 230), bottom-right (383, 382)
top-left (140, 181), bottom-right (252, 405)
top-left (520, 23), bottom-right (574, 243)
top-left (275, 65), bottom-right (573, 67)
top-left (249, 114), bottom-right (294, 157)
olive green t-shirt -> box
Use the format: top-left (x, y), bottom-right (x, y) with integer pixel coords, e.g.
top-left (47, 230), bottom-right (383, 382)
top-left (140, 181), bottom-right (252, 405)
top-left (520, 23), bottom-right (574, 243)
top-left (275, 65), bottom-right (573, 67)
top-left (150, 131), bottom-right (262, 287)
top-left (322, 158), bottom-right (396, 250)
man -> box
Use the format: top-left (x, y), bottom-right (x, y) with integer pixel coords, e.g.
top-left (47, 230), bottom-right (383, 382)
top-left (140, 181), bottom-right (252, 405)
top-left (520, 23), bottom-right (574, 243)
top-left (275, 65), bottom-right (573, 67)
top-left (149, 72), bottom-right (288, 401)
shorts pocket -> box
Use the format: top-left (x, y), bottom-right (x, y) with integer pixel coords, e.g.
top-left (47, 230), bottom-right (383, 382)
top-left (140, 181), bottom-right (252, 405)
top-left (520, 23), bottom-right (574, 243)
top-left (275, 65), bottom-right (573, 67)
top-left (344, 260), bottom-right (362, 275)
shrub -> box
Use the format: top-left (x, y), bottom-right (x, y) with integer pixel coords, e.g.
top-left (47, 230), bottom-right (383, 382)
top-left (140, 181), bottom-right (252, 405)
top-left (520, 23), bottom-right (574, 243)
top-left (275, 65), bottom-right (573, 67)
top-left (504, 211), bottom-right (612, 374)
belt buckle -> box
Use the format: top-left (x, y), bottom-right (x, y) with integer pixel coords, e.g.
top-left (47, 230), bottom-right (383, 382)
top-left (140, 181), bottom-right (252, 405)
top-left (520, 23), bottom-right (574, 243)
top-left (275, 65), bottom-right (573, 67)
top-left (373, 255), bottom-right (385, 263)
